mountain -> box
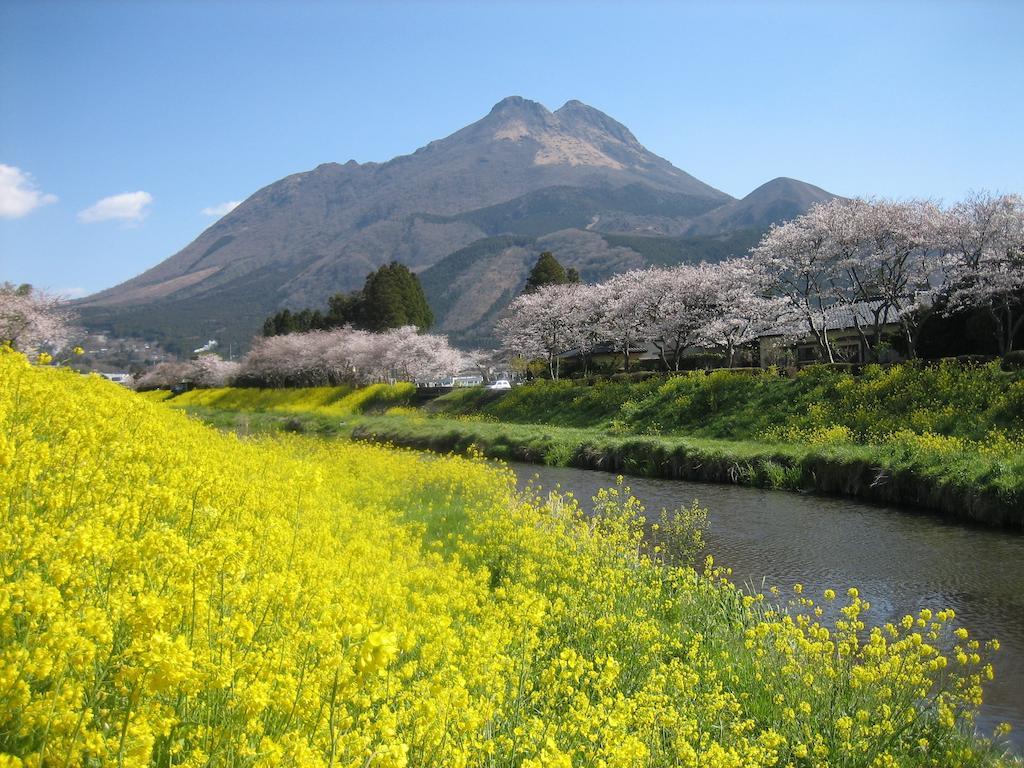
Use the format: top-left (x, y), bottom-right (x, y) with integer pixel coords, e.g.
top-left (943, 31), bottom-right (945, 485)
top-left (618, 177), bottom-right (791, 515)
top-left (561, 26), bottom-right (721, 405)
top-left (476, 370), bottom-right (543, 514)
top-left (683, 177), bottom-right (836, 236)
top-left (78, 97), bottom-right (838, 353)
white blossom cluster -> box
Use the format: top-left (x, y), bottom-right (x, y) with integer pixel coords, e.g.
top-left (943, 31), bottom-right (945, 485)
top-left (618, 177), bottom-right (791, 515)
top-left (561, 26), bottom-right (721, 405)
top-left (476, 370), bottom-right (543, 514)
top-left (133, 355), bottom-right (242, 390)
top-left (499, 193), bottom-right (1024, 373)
top-left (940, 193), bottom-right (1024, 355)
top-left (0, 283), bottom-right (76, 354)
top-left (134, 325), bottom-right (467, 390)
top-left (497, 259), bottom-right (780, 377)
top-left (751, 194), bottom-right (1024, 361)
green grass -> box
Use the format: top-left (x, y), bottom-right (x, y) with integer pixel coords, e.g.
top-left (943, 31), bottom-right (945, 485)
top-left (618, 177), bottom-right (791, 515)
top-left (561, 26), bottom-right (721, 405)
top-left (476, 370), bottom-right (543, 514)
top-left (144, 361), bottom-right (1024, 525)
top-left (342, 414), bottom-right (1023, 525)
top-left (427, 362), bottom-right (1024, 442)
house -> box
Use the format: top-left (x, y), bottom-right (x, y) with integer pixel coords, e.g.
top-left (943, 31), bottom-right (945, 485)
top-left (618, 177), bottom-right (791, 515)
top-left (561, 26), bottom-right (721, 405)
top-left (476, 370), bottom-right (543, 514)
top-left (758, 300), bottom-right (907, 367)
top-left (418, 373), bottom-right (485, 388)
top-left (99, 372), bottom-right (132, 385)
top-left (556, 342), bottom-right (654, 372)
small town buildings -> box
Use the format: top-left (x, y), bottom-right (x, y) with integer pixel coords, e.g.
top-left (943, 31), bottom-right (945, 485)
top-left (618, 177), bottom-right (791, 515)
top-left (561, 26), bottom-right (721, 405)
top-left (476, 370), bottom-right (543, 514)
top-left (551, 300), bottom-right (910, 374)
top-left (98, 372), bottom-right (132, 385)
top-left (757, 300), bottom-right (907, 367)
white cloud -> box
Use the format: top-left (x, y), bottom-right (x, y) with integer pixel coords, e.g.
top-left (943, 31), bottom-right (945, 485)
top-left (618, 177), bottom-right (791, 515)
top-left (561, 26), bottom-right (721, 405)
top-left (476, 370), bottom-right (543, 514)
top-left (201, 200), bottom-right (241, 217)
top-left (58, 287), bottom-right (90, 300)
top-left (78, 191), bottom-right (153, 223)
top-left (0, 164), bottom-right (58, 219)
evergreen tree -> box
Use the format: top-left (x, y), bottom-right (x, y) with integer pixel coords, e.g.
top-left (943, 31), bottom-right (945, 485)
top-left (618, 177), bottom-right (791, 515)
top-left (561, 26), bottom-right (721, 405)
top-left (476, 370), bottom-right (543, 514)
top-left (524, 251), bottom-right (569, 293)
top-left (326, 291), bottom-right (364, 327)
top-left (262, 308), bottom-right (297, 337)
top-left (566, 267), bottom-right (581, 284)
top-left (361, 262), bottom-right (433, 331)
top-left (261, 261), bottom-right (433, 336)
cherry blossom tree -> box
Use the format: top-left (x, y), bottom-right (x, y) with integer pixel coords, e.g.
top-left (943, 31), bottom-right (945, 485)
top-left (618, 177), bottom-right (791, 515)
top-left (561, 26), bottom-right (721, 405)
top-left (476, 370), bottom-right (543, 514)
top-left (497, 285), bottom-right (574, 379)
top-left (132, 361), bottom-right (195, 390)
top-left (698, 258), bottom-right (783, 367)
top-left (191, 354), bottom-right (242, 388)
top-left (645, 264), bottom-right (719, 370)
top-left (190, 325), bottom-right (469, 388)
top-left (940, 192), bottom-right (1024, 355)
top-left (826, 198), bottom-right (945, 360)
top-left (749, 198), bottom-right (947, 363)
top-left (594, 270), bottom-right (663, 372)
top-left (376, 325), bottom-right (467, 383)
top-left (134, 354), bottom-right (241, 390)
top-left (556, 283), bottom-right (606, 376)
top-left (749, 209), bottom-right (839, 362)
top-left (0, 282), bottom-right (75, 354)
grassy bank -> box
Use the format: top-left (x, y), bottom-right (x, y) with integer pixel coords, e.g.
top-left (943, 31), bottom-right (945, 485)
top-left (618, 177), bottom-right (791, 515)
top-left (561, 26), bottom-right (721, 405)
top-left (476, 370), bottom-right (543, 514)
top-left (413, 362), bottom-right (1024, 525)
top-left (427, 362), bottom-right (1024, 442)
top-left (153, 362), bottom-right (1024, 526)
top-left (2, 351), bottom-right (1017, 766)
top-left (139, 380), bottom-right (416, 414)
top-left (343, 414), bottom-right (1023, 527)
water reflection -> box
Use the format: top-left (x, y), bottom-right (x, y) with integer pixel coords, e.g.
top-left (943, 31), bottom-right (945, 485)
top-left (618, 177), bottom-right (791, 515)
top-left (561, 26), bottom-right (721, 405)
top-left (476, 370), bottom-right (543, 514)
top-left (509, 462), bottom-right (1024, 750)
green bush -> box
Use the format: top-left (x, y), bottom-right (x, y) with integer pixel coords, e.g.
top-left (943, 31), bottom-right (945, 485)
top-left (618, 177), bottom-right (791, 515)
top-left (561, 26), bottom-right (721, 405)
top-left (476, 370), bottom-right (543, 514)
top-left (956, 354), bottom-right (997, 366)
top-left (610, 371), bottom-right (661, 383)
top-left (1001, 350), bottom-right (1024, 371)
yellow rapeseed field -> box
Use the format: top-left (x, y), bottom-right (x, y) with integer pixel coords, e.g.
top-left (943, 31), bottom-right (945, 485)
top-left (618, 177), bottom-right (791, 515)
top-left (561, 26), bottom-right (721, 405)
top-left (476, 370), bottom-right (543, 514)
top-left (0, 351), bottom-right (1013, 767)
top-left (158, 383), bottom-right (415, 416)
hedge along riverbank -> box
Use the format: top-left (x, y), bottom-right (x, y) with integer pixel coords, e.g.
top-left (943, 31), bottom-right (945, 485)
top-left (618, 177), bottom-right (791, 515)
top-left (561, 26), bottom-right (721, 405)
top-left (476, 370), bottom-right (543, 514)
top-left (347, 415), bottom-right (1024, 528)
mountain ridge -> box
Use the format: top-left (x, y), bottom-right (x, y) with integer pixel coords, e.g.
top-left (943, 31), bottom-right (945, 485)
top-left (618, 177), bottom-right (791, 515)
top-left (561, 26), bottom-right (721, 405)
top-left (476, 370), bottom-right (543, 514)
top-left (78, 96), bottom-right (838, 352)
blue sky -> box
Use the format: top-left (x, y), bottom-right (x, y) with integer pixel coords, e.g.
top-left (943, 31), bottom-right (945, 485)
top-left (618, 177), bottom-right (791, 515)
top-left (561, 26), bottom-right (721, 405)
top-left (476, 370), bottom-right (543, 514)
top-left (1, 0), bottom-right (1022, 297)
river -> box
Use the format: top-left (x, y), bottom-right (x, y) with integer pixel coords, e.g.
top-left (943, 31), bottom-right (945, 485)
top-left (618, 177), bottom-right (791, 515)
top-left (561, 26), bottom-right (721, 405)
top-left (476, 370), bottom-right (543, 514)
top-left (508, 461), bottom-right (1024, 750)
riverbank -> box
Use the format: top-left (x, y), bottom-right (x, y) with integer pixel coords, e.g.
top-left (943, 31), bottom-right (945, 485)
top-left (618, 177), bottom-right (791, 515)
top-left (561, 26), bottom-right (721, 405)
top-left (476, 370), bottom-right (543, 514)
top-left (344, 414), bottom-right (1023, 527)
top-left (506, 460), bottom-right (1024, 748)
top-left (144, 361), bottom-right (1024, 526)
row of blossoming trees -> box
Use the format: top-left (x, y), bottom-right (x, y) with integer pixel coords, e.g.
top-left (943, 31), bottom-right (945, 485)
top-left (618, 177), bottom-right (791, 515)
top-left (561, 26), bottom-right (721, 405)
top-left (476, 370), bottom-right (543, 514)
top-left (498, 193), bottom-right (1024, 377)
top-left (134, 325), bottom-right (466, 389)
top-left (0, 284), bottom-right (468, 389)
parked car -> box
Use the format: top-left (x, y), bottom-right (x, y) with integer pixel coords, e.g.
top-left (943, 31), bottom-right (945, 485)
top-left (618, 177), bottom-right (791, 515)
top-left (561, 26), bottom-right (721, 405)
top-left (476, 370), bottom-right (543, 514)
top-left (487, 379), bottom-right (512, 390)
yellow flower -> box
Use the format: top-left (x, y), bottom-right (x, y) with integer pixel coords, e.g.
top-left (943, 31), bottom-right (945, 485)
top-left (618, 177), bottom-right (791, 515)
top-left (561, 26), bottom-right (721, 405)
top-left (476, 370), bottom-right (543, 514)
top-left (0, 354), bottom-right (1003, 768)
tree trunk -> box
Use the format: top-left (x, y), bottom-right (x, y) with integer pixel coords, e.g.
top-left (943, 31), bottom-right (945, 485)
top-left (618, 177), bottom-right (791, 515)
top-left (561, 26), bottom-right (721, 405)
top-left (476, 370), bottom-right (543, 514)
top-left (997, 302), bottom-right (1023, 356)
top-left (902, 319), bottom-right (918, 361)
top-left (813, 327), bottom-right (835, 363)
top-left (654, 340), bottom-right (669, 372)
top-left (1008, 310), bottom-right (1024, 354)
top-left (851, 315), bottom-right (873, 363)
top-left (807, 311), bottom-right (834, 363)
top-left (989, 304), bottom-right (1009, 357)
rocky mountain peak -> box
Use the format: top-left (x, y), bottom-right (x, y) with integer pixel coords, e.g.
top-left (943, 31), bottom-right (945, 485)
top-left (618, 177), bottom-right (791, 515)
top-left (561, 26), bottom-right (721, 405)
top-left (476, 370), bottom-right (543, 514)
top-left (483, 96), bottom-right (556, 138)
top-left (488, 95), bottom-right (551, 117)
top-left (476, 97), bottom-right (655, 172)
top-left (555, 99), bottom-right (639, 145)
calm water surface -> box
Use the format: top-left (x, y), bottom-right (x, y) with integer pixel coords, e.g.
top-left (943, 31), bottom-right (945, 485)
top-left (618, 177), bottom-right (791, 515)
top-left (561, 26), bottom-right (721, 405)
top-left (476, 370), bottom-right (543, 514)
top-left (508, 462), bottom-right (1024, 750)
